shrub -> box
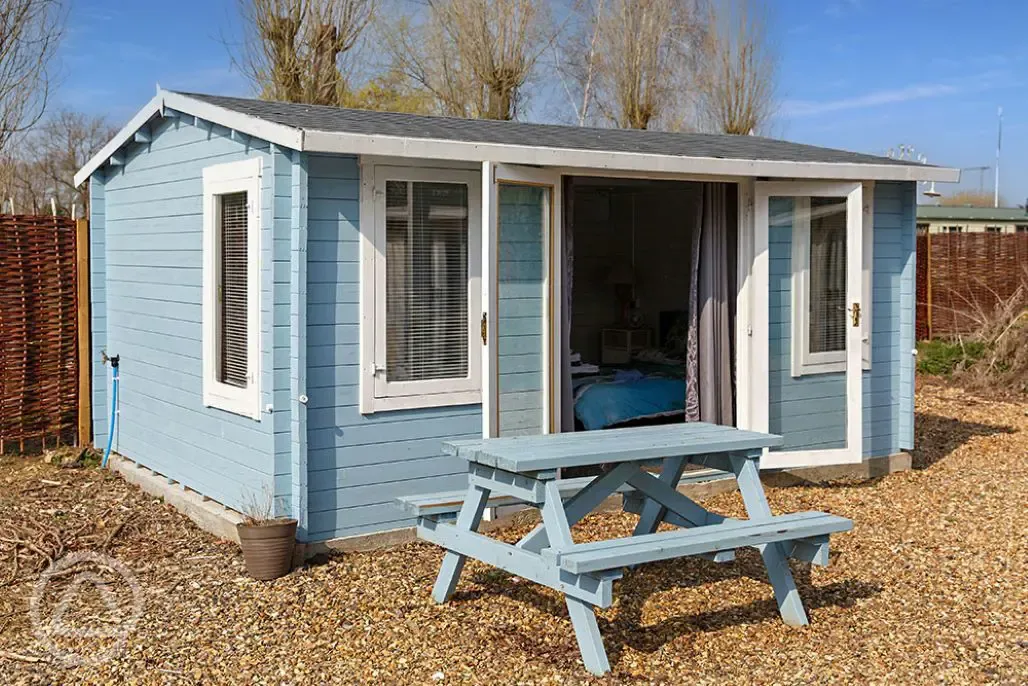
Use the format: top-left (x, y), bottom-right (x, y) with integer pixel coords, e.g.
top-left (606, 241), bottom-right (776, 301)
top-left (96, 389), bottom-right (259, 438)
top-left (954, 282), bottom-right (1028, 395)
top-left (917, 340), bottom-right (987, 376)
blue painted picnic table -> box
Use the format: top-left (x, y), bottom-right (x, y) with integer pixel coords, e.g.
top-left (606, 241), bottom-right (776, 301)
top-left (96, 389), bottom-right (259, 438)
top-left (397, 422), bottom-right (853, 676)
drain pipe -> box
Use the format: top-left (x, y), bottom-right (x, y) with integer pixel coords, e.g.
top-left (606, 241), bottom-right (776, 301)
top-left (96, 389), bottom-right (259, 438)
top-left (101, 353), bottom-right (120, 468)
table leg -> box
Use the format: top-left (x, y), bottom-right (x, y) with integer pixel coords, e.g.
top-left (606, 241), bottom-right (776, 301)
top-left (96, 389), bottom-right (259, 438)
top-left (730, 452), bottom-right (809, 626)
top-left (632, 456), bottom-right (688, 536)
top-left (539, 480), bottom-right (612, 675)
top-left (566, 596), bottom-right (610, 675)
top-left (431, 483), bottom-right (491, 604)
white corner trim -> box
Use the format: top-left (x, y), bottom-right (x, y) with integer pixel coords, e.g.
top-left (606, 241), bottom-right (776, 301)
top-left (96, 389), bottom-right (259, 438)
top-left (359, 162), bottom-right (483, 414)
top-left (734, 179), bottom-right (755, 431)
top-left (358, 159), bottom-right (377, 415)
top-left (201, 156), bottom-right (263, 420)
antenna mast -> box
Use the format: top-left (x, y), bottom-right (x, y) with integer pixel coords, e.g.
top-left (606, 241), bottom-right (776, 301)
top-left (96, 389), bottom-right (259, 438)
top-left (994, 107), bottom-right (1002, 208)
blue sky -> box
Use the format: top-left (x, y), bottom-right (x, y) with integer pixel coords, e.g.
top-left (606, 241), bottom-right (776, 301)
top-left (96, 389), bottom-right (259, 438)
top-left (59, 0), bottom-right (1027, 204)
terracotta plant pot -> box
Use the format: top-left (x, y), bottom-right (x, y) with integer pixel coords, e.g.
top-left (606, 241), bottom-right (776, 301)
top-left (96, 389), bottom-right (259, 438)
top-left (236, 518), bottom-right (297, 580)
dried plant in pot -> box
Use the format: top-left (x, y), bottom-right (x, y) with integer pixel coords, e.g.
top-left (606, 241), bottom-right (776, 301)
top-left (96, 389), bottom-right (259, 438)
top-left (236, 492), bottom-right (297, 581)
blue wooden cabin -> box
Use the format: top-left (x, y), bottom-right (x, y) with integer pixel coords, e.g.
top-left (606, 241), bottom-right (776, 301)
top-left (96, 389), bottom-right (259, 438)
top-left (74, 91), bottom-right (958, 545)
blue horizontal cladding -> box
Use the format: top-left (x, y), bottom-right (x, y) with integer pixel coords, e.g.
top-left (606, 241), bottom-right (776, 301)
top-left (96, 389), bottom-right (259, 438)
top-left (892, 182), bottom-right (917, 450)
top-left (272, 146), bottom-right (297, 516)
top-left (498, 184), bottom-right (546, 438)
top-left (766, 185), bottom-right (912, 457)
top-left (303, 153), bottom-right (483, 542)
top-left (91, 178), bottom-right (109, 450)
top-left (99, 115), bottom-right (296, 515)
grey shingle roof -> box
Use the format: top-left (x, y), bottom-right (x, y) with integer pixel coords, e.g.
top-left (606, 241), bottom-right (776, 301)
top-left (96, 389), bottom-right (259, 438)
top-left (180, 92), bottom-right (912, 167)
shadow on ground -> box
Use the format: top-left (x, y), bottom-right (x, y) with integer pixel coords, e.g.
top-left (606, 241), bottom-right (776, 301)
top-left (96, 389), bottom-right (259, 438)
top-left (466, 550), bottom-right (882, 669)
top-left (911, 411), bottom-right (1015, 470)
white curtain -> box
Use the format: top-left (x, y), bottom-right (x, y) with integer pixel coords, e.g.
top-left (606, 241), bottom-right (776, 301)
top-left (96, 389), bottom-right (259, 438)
top-left (685, 183), bottom-right (734, 425)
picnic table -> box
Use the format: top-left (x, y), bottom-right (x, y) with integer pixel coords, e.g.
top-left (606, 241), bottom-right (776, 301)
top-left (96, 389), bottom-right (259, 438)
top-left (397, 422), bottom-right (852, 676)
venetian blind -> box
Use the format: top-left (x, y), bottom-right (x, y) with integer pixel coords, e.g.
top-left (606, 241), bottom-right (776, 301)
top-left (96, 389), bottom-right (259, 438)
top-left (218, 191), bottom-right (249, 388)
top-left (385, 180), bottom-right (469, 382)
top-left (809, 197), bottom-right (847, 354)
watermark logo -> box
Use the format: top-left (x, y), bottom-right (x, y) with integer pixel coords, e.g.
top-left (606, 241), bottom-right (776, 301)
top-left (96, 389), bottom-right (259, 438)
top-left (29, 551), bottom-right (144, 667)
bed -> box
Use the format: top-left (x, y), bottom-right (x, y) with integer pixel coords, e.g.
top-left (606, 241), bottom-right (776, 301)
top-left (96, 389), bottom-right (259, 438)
top-left (572, 360), bottom-right (686, 431)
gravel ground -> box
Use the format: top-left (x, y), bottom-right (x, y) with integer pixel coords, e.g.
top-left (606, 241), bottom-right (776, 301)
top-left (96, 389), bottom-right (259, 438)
top-left (1, 382), bottom-right (1025, 685)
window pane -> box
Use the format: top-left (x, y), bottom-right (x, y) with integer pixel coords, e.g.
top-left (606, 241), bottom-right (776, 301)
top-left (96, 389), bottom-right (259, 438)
top-left (385, 180), bottom-right (469, 382)
top-left (808, 197), bottom-right (846, 354)
top-left (218, 192), bottom-right (249, 388)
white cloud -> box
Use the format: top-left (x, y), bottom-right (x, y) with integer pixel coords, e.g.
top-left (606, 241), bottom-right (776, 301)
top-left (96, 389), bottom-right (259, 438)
top-left (781, 82), bottom-right (960, 117)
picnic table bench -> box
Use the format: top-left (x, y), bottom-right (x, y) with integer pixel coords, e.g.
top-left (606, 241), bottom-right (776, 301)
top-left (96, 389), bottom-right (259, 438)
top-left (396, 422), bottom-right (852, 676)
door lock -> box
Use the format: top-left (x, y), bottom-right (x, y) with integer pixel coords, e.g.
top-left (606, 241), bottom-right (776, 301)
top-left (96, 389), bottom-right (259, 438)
top-left (481, 312), bottom-right (488, 345)
top-left (851, 302), bottom-right (861, 327)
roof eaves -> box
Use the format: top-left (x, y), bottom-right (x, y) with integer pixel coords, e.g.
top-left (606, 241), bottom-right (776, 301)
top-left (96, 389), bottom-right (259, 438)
top-left (301, 127), bottom-right (962, 183)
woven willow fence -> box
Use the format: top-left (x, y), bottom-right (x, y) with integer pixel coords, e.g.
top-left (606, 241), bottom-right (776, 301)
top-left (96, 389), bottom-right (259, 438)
top-left (916, 232), bottom-right (1028, 339)
top-left (0, 215), bottom-right (80, 452)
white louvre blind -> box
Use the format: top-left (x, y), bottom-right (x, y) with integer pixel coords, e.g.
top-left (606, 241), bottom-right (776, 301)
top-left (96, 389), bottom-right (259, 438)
top-left (384, 180), bottom-right (469, 382)
top-left (218, 191), bottom-right (249, 388)
top-left (809, 197), bottom-right (847, 354)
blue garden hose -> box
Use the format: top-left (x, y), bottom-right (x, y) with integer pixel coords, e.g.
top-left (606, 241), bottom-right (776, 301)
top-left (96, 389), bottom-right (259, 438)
top-left (101, 355), bottom-right (120, 468)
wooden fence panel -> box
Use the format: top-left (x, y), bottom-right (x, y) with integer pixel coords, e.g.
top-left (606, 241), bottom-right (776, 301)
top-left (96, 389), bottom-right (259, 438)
top-left (916, 232), bottom-right (1028, 339)
top-left (0, 215), bottom-right (79, 451)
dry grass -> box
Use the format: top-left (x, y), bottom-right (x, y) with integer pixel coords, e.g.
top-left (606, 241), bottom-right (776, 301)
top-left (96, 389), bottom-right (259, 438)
top-left (1, 384), bottom-right (1026, 685)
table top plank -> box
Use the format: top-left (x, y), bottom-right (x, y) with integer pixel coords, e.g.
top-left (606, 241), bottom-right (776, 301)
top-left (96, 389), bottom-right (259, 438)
top-left (444, 422), bottom-right (782, 473)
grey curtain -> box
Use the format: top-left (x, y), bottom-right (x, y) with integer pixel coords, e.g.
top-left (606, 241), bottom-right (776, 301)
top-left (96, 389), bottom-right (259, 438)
top-left (685, 183), bottom-right (735, 426)
top-left (560, 178), bottom-right (576, 432)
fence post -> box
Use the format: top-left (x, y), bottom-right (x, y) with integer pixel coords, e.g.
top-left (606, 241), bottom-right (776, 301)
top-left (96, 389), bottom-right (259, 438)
top-left (76, 218), bottom-right (92, 448)
top-left (925, 231), bottom-right (932, 341)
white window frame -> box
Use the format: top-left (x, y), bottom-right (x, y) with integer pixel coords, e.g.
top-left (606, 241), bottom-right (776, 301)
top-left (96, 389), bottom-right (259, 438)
top-left (359, 162), bottom-right (482, 413)
top-left (791, 181), bottom-right (873, 377)
top-left (201, 157), bottom-right (263, 419)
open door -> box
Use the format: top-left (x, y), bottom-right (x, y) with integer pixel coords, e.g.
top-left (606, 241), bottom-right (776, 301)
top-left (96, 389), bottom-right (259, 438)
top-left (481, 163), bottom-right (561, 438)
top-left (750, 181), bottom-right (865, 469)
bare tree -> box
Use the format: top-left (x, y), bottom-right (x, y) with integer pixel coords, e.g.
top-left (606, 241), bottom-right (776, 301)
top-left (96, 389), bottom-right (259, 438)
top-left (0, 0), bottom-right (65, 155)
top-left (696, 0), bottom-right (778, 135)
top-left (558, 0), bottom-right (704, 130)
top-left (232, 0), bottom-right (376, 105)
top-left (384, 0), bottom-right (553, 120)
top-left (553, 0), bottom-right (602, 126)
top-left (0, 109), bottom-right (114, 216)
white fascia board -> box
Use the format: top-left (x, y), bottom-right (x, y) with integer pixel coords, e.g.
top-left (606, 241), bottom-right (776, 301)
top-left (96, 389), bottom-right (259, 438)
top-left (74, 93), bottom-right (163, 187)
top-left (73, 90), bottom-right (305, 187)
top-left (302, 129), bottom-right (961, 184)
top-left (162, 91), bottom-right (304, 152)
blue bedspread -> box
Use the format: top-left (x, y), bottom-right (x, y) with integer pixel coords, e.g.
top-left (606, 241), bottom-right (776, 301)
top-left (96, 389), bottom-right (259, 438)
top-left (574, 375), bottom-right (686, 430)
